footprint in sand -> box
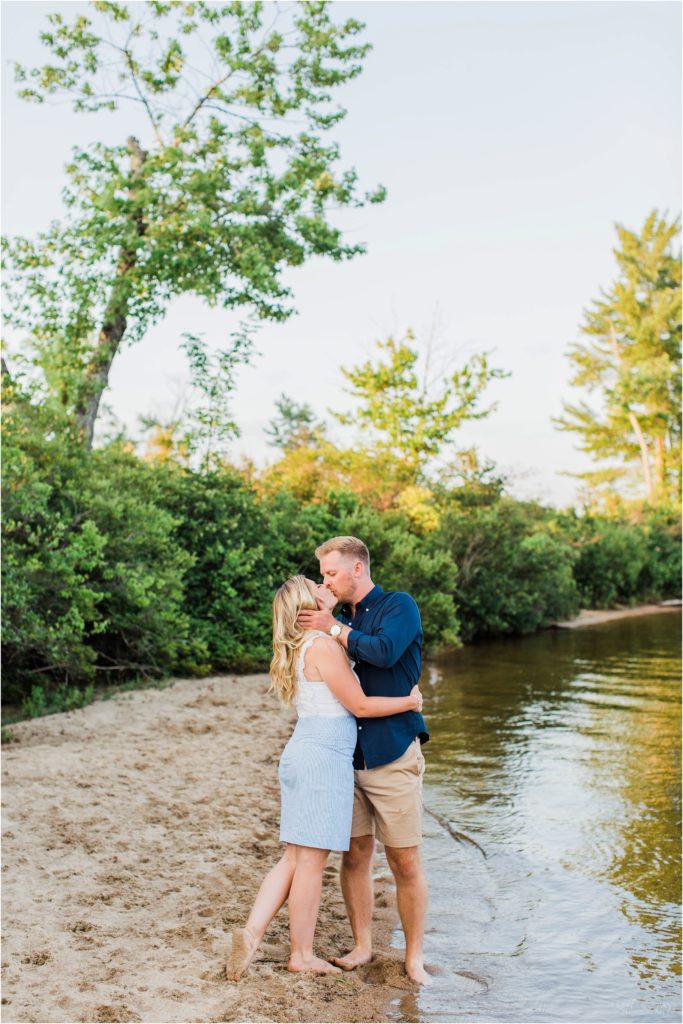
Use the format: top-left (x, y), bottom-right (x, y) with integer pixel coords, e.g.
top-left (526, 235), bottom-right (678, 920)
top-left (92, 1003), bottom-right (141, 1023)
top-left (20, 951), bottom-right (51, 966)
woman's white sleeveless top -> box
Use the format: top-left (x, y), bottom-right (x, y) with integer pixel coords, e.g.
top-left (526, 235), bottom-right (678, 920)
top-left (294, 631), bottom-right (355, 719)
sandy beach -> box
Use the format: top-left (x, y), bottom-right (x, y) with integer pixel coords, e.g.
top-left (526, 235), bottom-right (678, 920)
top-left (550, 601), bottom-right (682, 629)
top-left (1, 673), bottom-right (421, 1024)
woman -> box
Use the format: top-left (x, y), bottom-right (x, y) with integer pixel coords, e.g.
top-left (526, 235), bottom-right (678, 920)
top-left (226, 575), bottom-right (423, 979)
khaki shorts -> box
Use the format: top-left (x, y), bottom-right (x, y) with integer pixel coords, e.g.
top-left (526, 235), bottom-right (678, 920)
top-left (350, 738), bottom-right (426, 849)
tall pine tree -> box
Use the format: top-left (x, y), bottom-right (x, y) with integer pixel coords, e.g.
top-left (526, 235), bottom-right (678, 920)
top-left (554, 209), bottom-right (681, 507)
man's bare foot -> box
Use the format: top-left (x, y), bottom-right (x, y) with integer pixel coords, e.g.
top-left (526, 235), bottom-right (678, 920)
top-left (406, 959), bottom-right (433, 986)
top-left (329, 946), bottom-right (373, 971)
top-left (226, 927), bottom-right (259, 981)
top-left (288, 953), bottom-right (343, 974)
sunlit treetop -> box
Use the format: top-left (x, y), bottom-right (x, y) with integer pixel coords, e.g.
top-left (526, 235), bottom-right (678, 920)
top-left (4, 1), bottom-right (386, 446)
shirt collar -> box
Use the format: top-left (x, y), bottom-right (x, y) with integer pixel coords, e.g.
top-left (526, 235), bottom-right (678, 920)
top-left (361, 584), bottom-right (383, 609)
top-left (342, 583), bottom-right (383, 617)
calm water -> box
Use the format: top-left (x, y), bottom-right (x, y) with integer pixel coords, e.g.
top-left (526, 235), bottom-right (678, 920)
top-left (387, 611), bottom-right (682, 1024)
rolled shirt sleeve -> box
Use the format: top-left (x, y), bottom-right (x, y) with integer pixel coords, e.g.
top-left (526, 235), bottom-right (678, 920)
top-left (346, 593), bottom-right (421, 668)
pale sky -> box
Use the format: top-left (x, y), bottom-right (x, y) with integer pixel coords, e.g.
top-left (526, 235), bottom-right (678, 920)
top-left (2, 0), bottom-right (681, 507)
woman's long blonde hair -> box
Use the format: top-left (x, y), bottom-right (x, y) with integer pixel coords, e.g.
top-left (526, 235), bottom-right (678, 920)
top-left (269, 575), bottom-right (319, 706)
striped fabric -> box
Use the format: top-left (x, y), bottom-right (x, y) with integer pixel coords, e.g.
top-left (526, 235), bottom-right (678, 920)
top-left (278, 634), bottom-right (358, 851)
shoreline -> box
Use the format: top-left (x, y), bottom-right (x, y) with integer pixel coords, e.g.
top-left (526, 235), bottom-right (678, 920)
top-left (3, 601), bottom-right (680, 729)
top-left (549, 600), bottom-right (681, 629)
top-left (1, 672), bottom-right (416, 1024)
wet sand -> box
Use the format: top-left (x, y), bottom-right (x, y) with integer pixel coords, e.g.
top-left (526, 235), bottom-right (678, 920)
top-left (1, 673), bottom-right (421, 1023)
top-left (551, 602), bottom-right (681, 629)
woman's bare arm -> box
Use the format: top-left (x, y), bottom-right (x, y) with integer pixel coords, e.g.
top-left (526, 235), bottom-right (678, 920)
top-left (308, 637), bottom-right (422, 718)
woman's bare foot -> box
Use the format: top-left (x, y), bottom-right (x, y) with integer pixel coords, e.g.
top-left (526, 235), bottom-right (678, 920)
top-left (406, 959), bottom-right (433, 986)
top-left (288, 953), bottom-right (343, 974)
top-left (226, 927), bottom-right (259, 981)
top-left (330, 946), bottom-right (373, 971)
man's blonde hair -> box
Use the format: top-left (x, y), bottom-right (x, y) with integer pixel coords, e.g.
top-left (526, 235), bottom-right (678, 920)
top-left (315, 535), bottom-right (370, 571)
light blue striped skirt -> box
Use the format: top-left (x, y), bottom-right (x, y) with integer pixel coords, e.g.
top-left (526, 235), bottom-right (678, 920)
top-left (278, 715), bottom-right (358, 852)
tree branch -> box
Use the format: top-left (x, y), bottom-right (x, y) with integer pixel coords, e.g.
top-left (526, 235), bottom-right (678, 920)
top-left (122, 46), bottom-right (165, 148)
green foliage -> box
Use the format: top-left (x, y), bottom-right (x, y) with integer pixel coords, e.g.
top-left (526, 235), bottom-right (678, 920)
top-left (438, 498), bottom-right (580, 642)
top-left (2, 400), bottom-right (107, 695)
top-left (334, 332), bottom-right (509, 479)
top-left (21, 682), bottom-right (95, 720)
top-left (554, 209), bottom-right (682, 506)
top-left (4, 391), bottom-right (678, 712)
top-left (557, 510), bottom-right (682, 608)
top-left (265, 393), bottom-right (325, 451)
top-left (2, 391), bottom-right (193, 703)
top-left (177, 322), bottom-right (257, 470)
top-left (155, 466), bottom-right (280, 671)
top-left (265, 489), bottom-right (460, 651)
top-left (572, 523), bottom-right (649, 607)
top-left (83, 447), bottom-right (195, 677)
top-left (259, 439), bottom-right (415, 511)
top-left (3, 1), bottom-right (385, 446)
top-left (635, 513), bottom-right (682, 600)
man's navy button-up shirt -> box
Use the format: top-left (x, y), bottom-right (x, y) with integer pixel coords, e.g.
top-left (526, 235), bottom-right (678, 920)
top-left (336, 584), bottom-right (429, 770)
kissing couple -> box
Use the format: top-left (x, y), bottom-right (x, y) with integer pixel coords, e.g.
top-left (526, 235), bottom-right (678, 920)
top-left (227, 535), bottom-right (432, 986)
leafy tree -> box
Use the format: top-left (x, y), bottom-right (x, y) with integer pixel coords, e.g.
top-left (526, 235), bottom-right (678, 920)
top-left (260, 336), bottom-right (508, 514)
top-left (178, 321), bottom-right (256, 470)
top-left (334, 332), bottom-right (508, 480)
top-left (265, 392), bottom-right (325, 450)
top-left (554, 209), bottom-right (682, 506)
top-left (259, 438), bottom-right (415, 509)
top-left (2, 0), bottom-right (385, 446)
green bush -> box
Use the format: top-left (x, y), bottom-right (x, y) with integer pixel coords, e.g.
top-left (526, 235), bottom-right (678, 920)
top-left (572, 520), bottom-right (651, 607)
top-left (156, 467), bottom-right (282, 671)
top-left (2, 403), bottom-right (193, 703)
top-left (3, 405), bottom-right (107, 699)
top-left (20, 682), bottom-right (95, 719)
top-left (85, 448), bottom-right (195, 678)
top-left (438, 498), bottom-right (580, 641)
top-left (264, 488), bottom-right (460, 652)
top-left (636, 513), bottom-right (682, 601)
top-left (3, 395), bottom-right (678, 716)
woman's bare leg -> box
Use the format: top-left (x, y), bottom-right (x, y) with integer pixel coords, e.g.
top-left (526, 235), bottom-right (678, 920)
top-left (227, 845), bottom-right (297, 980)
top-left (287, 845), bottom-right (342, 974)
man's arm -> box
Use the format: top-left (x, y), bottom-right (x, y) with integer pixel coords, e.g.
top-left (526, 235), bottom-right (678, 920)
top-left (341, 595), bottom-right (421, 668)
top-left (297, 592), bottom-right (421, 667)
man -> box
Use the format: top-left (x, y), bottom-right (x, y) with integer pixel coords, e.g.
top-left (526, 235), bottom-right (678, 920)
top-left (298, 535), bottom-right (432, 986)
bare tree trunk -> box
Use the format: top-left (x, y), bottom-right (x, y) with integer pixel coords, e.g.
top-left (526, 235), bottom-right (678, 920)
top-left (76, 137), bottom-right (148, 449)
top-left (653, 432), bottom-right (666, 496)
top-left (607, 323), bottom-right (654, 502)
top-left (2, 356), bottom-right (13, 391)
